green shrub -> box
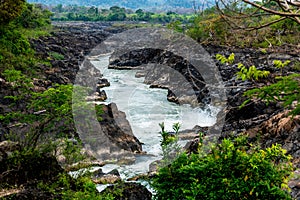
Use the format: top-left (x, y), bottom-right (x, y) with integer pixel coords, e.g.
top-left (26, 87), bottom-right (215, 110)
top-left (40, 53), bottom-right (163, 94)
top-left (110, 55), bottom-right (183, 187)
top-left (216, 53), bottom-right (235, 64)
top-left (159, 122), bottom-right (182, 166)
top-left (151, 136), bottom-right (293, 200)
top-left (236, 63), bottom-right (270, 81)
top-left (242, 74), bottom-right (300, 115)
top-left (37, 173), bottom-right (114, 200)
top-left (16, 3), bottom-right (53, 29)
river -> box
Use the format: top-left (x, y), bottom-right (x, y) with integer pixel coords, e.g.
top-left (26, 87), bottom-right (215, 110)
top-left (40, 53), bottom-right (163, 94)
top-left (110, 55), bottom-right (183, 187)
top-left (88, 54), bottom-right (218, 180)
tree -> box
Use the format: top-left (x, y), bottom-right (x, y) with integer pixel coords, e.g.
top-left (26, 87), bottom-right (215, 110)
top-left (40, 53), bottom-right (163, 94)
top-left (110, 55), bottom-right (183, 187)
top-left (216, 0), bottom-right (300, 30)
top-left (0, 0), bottom-right (26, 25)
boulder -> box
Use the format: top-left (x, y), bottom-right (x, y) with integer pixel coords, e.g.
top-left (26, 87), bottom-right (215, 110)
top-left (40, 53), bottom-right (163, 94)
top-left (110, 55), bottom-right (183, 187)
top-left (85, 91), bottom-right (107, 102)
top-left (97, 78), bottom-right (110, 89)
top-left (92, 168), bottom-right (121, 184)
top-left (100, 182), bottom-right (152, 200)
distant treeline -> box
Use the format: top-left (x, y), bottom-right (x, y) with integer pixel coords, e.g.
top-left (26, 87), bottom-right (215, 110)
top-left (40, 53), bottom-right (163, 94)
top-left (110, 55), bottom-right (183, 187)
top-left (50, 5), bottom-right (195, 23)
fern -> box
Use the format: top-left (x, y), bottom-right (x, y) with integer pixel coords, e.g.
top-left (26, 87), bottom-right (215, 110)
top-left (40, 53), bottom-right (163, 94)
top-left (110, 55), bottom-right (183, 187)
top-left (236, 63), bottom-right (270, 81)
top-left (216, 53), bottom-right (235, 64)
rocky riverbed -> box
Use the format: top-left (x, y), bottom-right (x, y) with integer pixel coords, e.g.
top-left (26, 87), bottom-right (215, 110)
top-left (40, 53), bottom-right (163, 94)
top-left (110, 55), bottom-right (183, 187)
top-left (1, 21), bottom-right (299, 199)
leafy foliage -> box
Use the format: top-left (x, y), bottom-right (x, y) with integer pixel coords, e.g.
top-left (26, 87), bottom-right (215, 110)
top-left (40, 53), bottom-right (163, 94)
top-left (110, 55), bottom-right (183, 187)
top-left (187, 8), bottom-right (230, 43)
top-left (0, 0), bottom-right (25, 25)
top-left (151, 136), bottom-right (293, 200)
top-left (159, 122), bottom-right (182, 166)
top-left (216, 53), bottom-right (270, 81)
top-left (236, 63), bottom-right (270, 81)
top-left (216, 53), bottom-right (235, 64)
top-left (0, 2), bottom-right (109, 199)
top-left (50, 5), bottom-right (194, 24)
top-left (243, 74), bottom-right (300, 115)
top-left (37, 173), bottom-right (114, 199)
top-left (273, 60), bottom-right (291, 69)
top-left (28, 0), bottom-right (209, 10)
top-left (49, 51), bottom-right (65, 60)
top-left (16, 3), bottom-right (53, 29)
top-left (187, 1), bottom-right (300, 46)
top-left (0, 3), bottom-right (52, 77)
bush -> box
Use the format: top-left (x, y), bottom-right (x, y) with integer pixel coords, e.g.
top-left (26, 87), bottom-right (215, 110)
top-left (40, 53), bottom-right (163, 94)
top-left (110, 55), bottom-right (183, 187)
top-left (36, 172), bottom-right (114, 200)
top-left (0, 0), bottom-right (25, 25)
top-left (151, 136), bottom-right (293, 200)
top-left (16, 3), bottom-right (53, 29)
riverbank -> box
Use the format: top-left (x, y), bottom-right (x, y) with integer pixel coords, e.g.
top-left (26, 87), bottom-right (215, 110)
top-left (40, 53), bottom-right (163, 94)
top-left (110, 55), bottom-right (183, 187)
top-left (1, 21), bottom-right (299, 199)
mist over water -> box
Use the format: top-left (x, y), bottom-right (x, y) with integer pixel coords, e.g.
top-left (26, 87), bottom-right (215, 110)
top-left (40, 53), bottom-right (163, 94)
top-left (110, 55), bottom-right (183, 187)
top-left (90, 55), bottom-right (218, 178)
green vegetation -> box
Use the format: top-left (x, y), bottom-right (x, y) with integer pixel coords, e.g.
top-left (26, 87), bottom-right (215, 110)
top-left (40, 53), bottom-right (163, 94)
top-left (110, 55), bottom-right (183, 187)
top-left (1, 0), bottom-right (299, 199)
top-left (216, 53), bottom-right (270, 81)
top-left (0, 2), bottom-right (106, 198)
top-left (216, 53), bottom-right (299, 116)
top-left (152, 135), bottom-right (294, 200)
top-left (216, 53), bottom-right (235, 64)
top-left (236, 64), bottom-right (270, 81)
top-left (0, 0), bottom-right (26, 25)
top-left (28, 0), bottom-right (210, 10)
top-left (186, 4), bottom-right (300, 46)
top-left (0, 3), bottom-right (52, 76)
top-left (158, 122), bottom-right (182, 167)
top-left (50, 5), bottom-right (194, 24)
top-left (243, 74), bottom-right (300, 115)
top-left (49, 51), bottom-right (65, 60)
top-left (36, 173), bottom-right (114, 200)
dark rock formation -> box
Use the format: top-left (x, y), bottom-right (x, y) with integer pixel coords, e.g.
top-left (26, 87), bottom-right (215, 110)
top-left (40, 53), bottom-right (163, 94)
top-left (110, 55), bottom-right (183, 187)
top-left (99, 103), bottom-right (143, 154)
top-left (16, 23), bottom-right (143, 163)
top-left (92, 168), bottom-right (121, 184)
top-left (109, 48), bottom-right (209, 106)
top-left (30, 23), bottom-right (110, 85)
top-left (101, 182), bottom-right (152, 200)
top-left (97, 78), bottom-right (110, 89)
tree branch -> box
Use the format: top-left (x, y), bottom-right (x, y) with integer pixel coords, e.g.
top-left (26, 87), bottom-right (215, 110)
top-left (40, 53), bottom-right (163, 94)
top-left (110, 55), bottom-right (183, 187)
top-left (242, 0), bottom-right (300, 17)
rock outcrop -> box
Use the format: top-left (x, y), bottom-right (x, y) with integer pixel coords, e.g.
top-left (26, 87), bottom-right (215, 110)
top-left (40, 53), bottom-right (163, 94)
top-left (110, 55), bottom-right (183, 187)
top-left (99, 103), bottom-right (143, 154)
top-left (101, 182), bottom-right (152, 200)
top-left (109, 48), bottom-right (209, 106)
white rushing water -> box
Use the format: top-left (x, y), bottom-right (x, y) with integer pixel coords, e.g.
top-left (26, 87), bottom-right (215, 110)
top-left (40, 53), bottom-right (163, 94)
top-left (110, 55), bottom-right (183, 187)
top-left (90, 55), bottom-right (218, 179)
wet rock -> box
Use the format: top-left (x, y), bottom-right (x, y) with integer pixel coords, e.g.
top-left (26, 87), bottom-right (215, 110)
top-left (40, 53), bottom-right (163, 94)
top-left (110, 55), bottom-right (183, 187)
top-left (85, 91), bottom-right (107, 102)
top-left (149, 160), bottom-right (160, 176)
top-left (178, 125), bottom-right (208, 140)
top-left (167, 89), bottom-right (178, 103)
top-left (101, 182), bottom-right (152, 200)
top-left (99, 103), bottom-right (143, 153)
top-left (92, 168), bottom-right (121, 184)
top-left (97, 78), bottom-right (110, 89)
top-left (135, 71), bottom-right (146, 78)
top-left (74, 102), bottom-right (143, 164)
